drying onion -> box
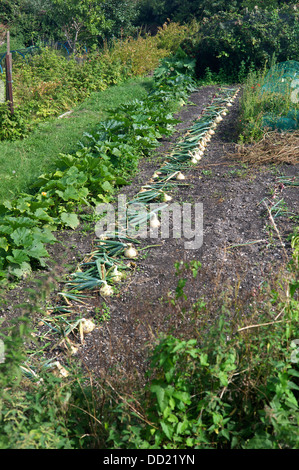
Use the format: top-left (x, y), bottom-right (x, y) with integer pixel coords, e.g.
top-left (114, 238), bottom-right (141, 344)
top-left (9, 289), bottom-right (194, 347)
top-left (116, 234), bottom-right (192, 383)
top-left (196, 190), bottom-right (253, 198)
top-left (150, 212), bottom-right (160, 228)
top-left (124, 243), bottom-right (138, 259)
top-left (111, 266), bottom-right (123, 282)
top-left (161, 192), bottom-right (172, 202)
top-left (100, 281), bottom-right (114, 297)
top-left (81, 318), bottom-right (96, 333)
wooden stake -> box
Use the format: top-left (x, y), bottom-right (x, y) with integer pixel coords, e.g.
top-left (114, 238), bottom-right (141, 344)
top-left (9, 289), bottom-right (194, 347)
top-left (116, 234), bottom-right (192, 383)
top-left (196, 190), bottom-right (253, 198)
top-left (5, 31), bottom-right (14, 114)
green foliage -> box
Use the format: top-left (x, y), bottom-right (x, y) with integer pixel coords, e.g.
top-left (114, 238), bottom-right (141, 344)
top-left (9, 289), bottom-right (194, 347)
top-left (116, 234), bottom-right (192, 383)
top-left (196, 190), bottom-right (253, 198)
top-left (238, 62), bottom-right (299, 142)
top-left (106, 239), bottom-right (299, 449)
top-left (181, 5), bottom-right (299, 81)
top-left (135, 0), bottom-right (285, 26)
top-left (0, 289), bottom-right (100, 449)
top-left (0, 103), bottom-right (31, 141)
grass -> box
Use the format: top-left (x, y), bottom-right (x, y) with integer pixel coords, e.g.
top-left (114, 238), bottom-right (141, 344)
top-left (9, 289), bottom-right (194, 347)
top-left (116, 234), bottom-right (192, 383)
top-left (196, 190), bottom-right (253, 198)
top-left (0, 76), bottom-right (154, 202)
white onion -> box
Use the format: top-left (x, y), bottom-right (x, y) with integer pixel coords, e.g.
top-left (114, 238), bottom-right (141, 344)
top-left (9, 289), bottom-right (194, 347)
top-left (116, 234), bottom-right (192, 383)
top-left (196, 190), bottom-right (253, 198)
top-left (100, 281), bottom-right (114, 297)
top-left (176, 172), bottom-right (185, 180)
top-left (111, 266), bottom-right (123, 282)
top-left (81, 318), bottom-right (96, 333)
top-left (124, 243), bottom-right (138, 259)
top-left (161, 192), bottom-right (172, 202)
top-left (150, 212), bottom-right (160, 228)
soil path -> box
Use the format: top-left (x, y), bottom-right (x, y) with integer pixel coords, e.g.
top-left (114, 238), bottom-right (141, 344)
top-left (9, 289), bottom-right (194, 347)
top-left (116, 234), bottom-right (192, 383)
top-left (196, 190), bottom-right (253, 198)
top-left (1, 85), bottom-right (298, 382)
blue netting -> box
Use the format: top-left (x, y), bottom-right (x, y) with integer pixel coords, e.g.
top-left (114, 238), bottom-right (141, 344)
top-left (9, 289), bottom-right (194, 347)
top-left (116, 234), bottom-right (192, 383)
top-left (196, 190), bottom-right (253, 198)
top-left (0, 42), bottom-right (89, 73)
top-left (261, 61), bottom-right (299, 132)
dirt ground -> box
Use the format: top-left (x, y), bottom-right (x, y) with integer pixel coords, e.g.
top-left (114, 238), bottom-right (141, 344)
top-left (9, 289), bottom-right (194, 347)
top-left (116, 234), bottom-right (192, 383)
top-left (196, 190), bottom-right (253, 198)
top-left (1, 85), bottom-right (298, 382)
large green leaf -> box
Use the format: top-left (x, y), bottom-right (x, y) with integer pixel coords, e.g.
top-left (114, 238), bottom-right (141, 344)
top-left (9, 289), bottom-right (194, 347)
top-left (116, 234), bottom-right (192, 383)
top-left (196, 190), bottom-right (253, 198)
top-left (7, 249), bottom-right (30, 265)
top-left (10, 227), bottom-right (33, 247)
top-left (60, 212), bottom-right (80, 229)
top-left (0, 237), bottom-right (9, 252)
top-left (8, 261), bottom-right (32, 279)
top-left (25, 241), bottom-right (49, 261)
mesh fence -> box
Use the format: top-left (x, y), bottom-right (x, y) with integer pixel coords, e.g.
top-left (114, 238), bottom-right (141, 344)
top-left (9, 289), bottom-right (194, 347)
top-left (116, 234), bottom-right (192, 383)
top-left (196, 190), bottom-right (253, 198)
top-left (261, 60), bottom-right (299, 132)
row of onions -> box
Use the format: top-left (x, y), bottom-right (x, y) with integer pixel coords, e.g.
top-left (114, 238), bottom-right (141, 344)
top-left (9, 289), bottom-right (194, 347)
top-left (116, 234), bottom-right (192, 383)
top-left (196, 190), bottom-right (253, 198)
top-left (27, 85), bottom-right (240, 373)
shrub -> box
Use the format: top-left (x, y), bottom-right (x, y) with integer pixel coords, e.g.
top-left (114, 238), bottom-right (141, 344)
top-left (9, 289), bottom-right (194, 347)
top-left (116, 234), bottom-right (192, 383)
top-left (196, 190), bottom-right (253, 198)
top-left (181, 5), bottom-right (299, 81)
top-left (0, 102), bottom-right (31, 141)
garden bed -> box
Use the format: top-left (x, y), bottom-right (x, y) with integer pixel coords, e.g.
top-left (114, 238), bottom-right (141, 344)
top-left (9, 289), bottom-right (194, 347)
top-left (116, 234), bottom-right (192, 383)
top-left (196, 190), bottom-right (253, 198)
top-left (1, 84), bottom-right (298, 383)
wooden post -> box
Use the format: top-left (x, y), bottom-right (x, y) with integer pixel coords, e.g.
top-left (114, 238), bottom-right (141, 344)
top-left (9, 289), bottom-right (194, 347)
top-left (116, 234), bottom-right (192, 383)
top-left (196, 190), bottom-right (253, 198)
top-left (5, 31), bottom-right (14, 114)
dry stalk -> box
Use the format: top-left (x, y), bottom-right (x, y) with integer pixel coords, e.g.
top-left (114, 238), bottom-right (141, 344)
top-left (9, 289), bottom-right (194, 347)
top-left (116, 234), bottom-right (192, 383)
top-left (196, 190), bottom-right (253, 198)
top-left (263, 200), bottom-right (288, 258)
top-left (237, 318), bottom-right (290, 333)
top-left (230, 131), bottom-right (299, 165)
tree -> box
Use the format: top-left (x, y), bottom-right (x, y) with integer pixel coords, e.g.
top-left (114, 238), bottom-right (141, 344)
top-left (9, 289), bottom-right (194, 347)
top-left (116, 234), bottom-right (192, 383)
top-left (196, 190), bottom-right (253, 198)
top-left (135, 0), bottom-right (291, 28)
top-left (51, 0), bottom-right (109, 53)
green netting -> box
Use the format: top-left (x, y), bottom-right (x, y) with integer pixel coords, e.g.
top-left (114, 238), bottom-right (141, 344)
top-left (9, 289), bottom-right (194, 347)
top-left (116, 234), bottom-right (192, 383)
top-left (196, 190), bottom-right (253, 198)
top-left (261, 60), bottom-right (299, 132)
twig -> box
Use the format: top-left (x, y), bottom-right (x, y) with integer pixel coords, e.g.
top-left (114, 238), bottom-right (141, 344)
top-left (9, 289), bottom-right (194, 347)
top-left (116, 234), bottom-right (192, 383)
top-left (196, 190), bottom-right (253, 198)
top-left (237, 318), bottom-right (290, 333)
top-left (228, 239), bottom-right (267, 248)
top-left (263, 200), bottom-right (288, 258)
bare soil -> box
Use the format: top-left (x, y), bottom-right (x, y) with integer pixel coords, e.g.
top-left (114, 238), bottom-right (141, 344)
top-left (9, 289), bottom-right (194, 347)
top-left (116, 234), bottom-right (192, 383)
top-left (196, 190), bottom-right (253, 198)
top-left (1, 85), bottom-right (298, 383)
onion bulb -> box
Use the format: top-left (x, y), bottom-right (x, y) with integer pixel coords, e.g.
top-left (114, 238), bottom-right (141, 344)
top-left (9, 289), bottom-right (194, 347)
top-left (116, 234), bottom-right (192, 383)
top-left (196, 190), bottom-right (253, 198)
top-left (69, 343), bottom-right (79, 355)
top-left (176, 172), bottom-right (185, 180)
top-left (161, 192), bottom-right (172, 202)
top-left (150, 212), bottom-right (160, 228)
top-left (111, 266), bottom-right (123, 282)
top-left (124, 243), bottom-right (138, 259)
top-left (81, 318), bottom-right (96, 333)
top-left (100, 281), bottom-right (114, 297)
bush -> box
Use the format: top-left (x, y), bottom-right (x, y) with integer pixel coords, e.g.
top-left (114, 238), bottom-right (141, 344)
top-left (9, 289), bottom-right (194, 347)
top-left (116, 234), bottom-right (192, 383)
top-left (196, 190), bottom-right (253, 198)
top-left (0, 102), bottom-right (31, 141)
top-left (181, 5), bottom-right (299, 81)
